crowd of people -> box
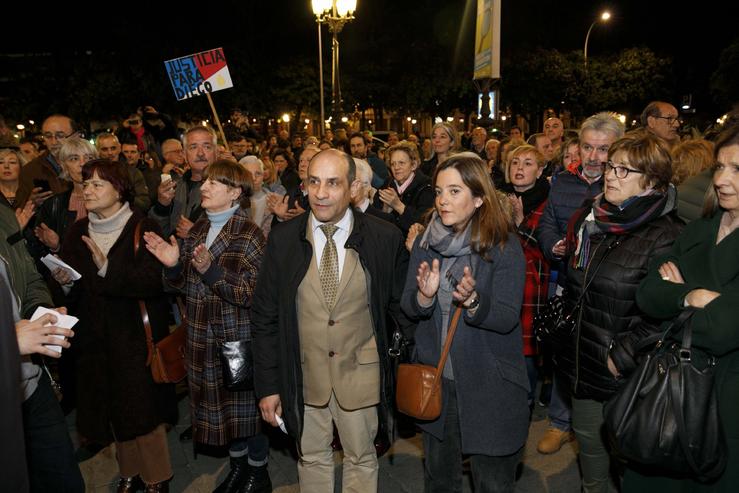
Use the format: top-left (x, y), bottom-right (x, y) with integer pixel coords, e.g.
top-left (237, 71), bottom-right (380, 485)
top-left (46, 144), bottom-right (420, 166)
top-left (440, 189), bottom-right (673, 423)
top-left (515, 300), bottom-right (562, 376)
top-left (0, 98), bottom-right (738, 493)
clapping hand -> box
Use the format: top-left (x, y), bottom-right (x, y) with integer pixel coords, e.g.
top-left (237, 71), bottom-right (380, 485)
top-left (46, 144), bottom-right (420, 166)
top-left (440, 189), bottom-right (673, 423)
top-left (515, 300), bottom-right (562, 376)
top-left (143, 231), bottom-right (180, 267)
top-left (378, 187), bottom-right (404, 213)
top-left (416, 259), bottom-right (441, 305)
top-left (191, 243), bottom-right (212, 274)
top-left (406, 223), bottom-right (425, 252)
top-left (508, 194), bottom-right (524, 226)
top-left (15, 200), bottom-right (35, 230)
top-left (451, 266), bottom-right (477, 306)
top-left (176, 215), bottom-right (194, 239)
top-left (35, 223), bottom-right (60, 251)
top-left (81, 235), bottom-right (106, 270)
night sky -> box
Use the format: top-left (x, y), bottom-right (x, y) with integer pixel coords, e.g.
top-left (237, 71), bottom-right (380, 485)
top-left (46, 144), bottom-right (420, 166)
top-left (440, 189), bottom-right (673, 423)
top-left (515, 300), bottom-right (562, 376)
top-left (3, 0), bottom-right (736, 119)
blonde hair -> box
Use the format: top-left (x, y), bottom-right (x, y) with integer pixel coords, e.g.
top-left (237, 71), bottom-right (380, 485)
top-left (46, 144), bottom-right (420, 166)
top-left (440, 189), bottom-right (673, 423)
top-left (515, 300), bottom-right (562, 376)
top-left (505, 144), bottom-right (545, 183)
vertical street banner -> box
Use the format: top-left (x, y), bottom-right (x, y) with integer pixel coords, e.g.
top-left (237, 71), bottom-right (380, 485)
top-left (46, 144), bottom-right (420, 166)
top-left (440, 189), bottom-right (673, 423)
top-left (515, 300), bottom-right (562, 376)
top-left (473, 0), bottom-right (501, 80)
top-left (164, 48), bottom-right (234, 101)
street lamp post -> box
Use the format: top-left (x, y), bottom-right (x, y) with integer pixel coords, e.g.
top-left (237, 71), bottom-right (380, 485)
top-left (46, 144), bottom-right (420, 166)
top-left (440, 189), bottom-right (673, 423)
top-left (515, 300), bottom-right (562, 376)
top-left (312, 0), bottom-right (357, 131)
top-left (584, 11), bottom-right (611, 71)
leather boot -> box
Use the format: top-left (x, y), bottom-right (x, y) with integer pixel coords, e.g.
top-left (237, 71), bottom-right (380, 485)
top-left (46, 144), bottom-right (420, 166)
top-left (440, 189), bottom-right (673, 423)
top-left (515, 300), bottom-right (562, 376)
top-left (213, 455), bottom-right (250, 493)
top-left (116, 476), bottom-right (144, 493)
top-left (241, 464), bottom-right (272, 493)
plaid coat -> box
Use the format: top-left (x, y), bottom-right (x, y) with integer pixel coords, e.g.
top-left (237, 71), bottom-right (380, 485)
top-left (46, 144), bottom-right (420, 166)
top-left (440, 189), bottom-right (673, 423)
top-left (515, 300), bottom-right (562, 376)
top-left (516, 200), bottom-right (550, 356)
top-left (165, 207), bottom-right (265, 446)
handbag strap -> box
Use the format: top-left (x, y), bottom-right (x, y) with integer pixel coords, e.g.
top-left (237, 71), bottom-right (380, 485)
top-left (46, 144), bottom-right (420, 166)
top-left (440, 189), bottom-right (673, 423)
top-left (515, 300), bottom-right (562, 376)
top-left (428, 306), bottom-right (463, 394)
top-left (133, 220), bottom-right (155, 366)
top-left (666, 310), bottom-right (706, 475)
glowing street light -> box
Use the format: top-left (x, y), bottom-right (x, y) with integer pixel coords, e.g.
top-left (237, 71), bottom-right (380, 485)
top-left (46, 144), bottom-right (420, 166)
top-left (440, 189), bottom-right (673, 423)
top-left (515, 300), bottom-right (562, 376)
top-left (312, 0), bottom-right (357, 129)
top-left (584, 11), bottom-right (611, 70)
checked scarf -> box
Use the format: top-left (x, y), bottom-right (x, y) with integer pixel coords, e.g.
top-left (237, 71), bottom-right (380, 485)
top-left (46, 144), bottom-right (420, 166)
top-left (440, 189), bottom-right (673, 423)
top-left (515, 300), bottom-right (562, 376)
top-left (572, 189), bottom-right (670, 269)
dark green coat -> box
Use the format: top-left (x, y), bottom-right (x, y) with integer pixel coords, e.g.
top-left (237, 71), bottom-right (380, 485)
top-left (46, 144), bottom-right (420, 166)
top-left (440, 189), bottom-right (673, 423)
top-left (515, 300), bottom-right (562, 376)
top-left (627, 211), bottom-right (739, 492)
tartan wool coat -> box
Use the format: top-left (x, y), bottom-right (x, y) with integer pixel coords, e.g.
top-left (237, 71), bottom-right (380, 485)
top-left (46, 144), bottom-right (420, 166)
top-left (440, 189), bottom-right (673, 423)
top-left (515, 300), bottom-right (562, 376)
top-left (515, 199), bottom-right (550, 356)
top-left (165, 207), bottom-right (266, 446)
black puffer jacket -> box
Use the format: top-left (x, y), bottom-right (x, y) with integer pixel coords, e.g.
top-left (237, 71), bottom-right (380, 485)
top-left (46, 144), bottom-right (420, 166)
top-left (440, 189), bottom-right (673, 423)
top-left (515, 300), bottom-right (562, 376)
top-left (555, 197), bottom-right (684, 402)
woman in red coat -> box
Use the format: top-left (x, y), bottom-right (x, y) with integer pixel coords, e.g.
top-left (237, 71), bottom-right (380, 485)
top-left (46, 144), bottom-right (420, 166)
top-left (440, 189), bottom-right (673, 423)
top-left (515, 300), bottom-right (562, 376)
top-left (503, 145), bottom-right (551, 409)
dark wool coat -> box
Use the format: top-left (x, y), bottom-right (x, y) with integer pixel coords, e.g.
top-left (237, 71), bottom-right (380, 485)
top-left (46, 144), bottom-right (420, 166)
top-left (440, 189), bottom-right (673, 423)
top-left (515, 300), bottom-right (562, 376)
top-left (401, 233), bottom-right (529, 456)
top-left (625, 211), bottom-right (739, 492)
top-left (251, 211), bottom-right (408, 442)
top-left (372, 172), bottom-right (434, 235)
top-left (61, 210), bottom-right (177, 444)
top-left (164, 207), bottom-right (265, 446)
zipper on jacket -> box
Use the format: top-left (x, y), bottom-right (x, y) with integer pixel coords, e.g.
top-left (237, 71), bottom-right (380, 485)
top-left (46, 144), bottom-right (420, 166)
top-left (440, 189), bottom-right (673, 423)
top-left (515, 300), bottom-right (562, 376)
top-left (573, 240), bottom-right (604, 393)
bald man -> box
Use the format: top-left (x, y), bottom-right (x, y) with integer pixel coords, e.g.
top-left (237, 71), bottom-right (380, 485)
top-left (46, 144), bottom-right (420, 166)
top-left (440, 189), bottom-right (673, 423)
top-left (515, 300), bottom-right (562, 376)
top-left (641, 101), bottom-right (681, 148)
top-left (544, 117), bottom-right (564, 152)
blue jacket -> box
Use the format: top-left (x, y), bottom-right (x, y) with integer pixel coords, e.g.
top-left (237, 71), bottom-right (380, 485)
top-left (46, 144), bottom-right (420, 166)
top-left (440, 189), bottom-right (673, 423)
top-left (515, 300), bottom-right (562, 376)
top-left (536, 167), bottom-right (603, 262)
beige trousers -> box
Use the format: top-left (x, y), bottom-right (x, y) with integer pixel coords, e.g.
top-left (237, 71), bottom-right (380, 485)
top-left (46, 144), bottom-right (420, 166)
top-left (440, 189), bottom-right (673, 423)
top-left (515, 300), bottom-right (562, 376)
top-left (299, 392), bottom-right (379, 493)
top-left (116, 424), bottom-right (172, 484)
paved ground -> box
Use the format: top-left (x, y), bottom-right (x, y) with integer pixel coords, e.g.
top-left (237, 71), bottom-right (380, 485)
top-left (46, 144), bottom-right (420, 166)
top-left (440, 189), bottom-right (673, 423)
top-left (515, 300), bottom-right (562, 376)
top-left (74, 395), bottom-right (581, 492)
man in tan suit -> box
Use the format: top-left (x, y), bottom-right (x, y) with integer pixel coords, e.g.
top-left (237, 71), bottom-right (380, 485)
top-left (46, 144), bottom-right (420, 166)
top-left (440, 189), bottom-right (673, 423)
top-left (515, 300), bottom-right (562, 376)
top-left (252, 149), bottom-right (408, 492)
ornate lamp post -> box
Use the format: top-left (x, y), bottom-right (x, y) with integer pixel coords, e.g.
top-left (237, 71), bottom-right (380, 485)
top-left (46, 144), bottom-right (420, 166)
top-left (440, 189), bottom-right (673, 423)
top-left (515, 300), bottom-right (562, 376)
top-left (312, 0), bottom-right (357, 130)
top-left (584, 11), bottom-right (611, 71)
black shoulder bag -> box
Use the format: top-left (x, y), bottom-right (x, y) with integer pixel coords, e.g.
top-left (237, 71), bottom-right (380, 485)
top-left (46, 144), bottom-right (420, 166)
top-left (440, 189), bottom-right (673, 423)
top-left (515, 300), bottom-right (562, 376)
top-left (534, 237), bottom-right (622, 346)
top-left (603, 308), bottom-right (727, 481)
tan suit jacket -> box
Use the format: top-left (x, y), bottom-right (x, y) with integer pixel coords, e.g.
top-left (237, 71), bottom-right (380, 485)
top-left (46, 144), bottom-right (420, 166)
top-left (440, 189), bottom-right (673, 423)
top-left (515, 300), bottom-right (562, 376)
top-left (297, 224), bottom-right (380, 410)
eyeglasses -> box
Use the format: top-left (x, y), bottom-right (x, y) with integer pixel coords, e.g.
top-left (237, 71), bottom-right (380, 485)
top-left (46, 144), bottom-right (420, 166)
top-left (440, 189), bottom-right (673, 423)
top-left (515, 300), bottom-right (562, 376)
top-left (606, 161), bottom-right (645, 179)
top-left (654, 115), bottom-right (682, 126)
top-left (42, 131), bottom-right (73, 141)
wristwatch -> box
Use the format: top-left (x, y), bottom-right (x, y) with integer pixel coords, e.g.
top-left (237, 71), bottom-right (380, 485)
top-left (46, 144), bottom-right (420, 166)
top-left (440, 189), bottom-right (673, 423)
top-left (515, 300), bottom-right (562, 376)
top-left (465, 292), bottom-right (480, 310)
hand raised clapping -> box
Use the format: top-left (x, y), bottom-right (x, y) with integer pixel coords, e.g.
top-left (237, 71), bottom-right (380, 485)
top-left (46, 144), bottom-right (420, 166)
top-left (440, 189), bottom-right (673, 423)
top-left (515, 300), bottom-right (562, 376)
top-left (143, 231), bottom-right (180, 267)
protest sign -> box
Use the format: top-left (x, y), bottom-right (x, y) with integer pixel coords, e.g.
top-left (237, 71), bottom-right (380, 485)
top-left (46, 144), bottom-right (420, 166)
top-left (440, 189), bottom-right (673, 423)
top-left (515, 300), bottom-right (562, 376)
top-left (164, 48), bottom-right (233, 101)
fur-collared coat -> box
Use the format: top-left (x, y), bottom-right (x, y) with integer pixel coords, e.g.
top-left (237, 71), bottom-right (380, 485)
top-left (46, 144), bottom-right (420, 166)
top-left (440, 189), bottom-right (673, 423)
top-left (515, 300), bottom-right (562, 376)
top-left (165, 207), bottom-right (265, 446)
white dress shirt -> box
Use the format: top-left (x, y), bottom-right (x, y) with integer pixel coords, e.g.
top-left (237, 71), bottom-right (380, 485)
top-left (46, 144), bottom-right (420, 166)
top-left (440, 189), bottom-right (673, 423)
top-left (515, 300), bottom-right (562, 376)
top-left (310, 208), bottom-right (353, 276)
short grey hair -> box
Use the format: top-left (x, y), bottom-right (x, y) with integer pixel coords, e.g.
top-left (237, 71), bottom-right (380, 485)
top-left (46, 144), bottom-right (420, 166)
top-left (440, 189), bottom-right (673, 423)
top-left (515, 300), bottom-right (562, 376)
top-left (580, 112), bottom-right (624, 140)
top-left (183, 125), bottom-right (218, 147)
top-left (239, 155), bottom-right (264, 172)
top-left (58, 137), bottom-right (98, 180)
top-left (354, 158), bottom-right (372, 187)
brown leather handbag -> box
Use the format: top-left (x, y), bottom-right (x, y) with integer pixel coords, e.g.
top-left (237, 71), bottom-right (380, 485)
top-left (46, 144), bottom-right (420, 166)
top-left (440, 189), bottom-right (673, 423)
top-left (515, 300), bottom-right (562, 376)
top-left (134, 221), bottom-right (187, 384)
top-left (395, 306), bottom-right (462, 420)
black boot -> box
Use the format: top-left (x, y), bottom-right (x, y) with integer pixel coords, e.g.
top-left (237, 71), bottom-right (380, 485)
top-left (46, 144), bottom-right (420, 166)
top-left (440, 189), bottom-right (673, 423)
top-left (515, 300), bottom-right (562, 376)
top-left (213, 456), bottom-right (250, 493)
top-left (241, 464), bottom-right (271, 493)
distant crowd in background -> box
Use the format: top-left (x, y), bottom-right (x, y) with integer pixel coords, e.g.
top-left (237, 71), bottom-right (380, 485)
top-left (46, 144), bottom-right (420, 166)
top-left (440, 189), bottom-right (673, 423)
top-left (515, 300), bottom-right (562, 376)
top-left (1, 98), bottom-right (738, 493)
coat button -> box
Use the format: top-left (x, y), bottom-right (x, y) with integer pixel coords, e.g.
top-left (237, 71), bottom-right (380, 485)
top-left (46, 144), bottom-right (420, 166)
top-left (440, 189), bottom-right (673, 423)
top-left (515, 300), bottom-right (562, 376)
top-left (328, 351), bottom-right (335, 357)
top-left (328, 319), bottom-right (335, 326)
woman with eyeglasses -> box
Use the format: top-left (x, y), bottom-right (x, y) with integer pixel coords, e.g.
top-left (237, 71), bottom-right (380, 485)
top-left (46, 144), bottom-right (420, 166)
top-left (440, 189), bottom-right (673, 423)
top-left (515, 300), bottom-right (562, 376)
top-left (554, 132), bottom-right (683, 492)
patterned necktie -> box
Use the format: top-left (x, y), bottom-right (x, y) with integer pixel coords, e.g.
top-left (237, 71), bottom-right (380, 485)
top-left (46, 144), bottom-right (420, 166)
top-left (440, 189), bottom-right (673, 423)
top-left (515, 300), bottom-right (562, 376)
top-left (319, 223), bottom-right (339, 309)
